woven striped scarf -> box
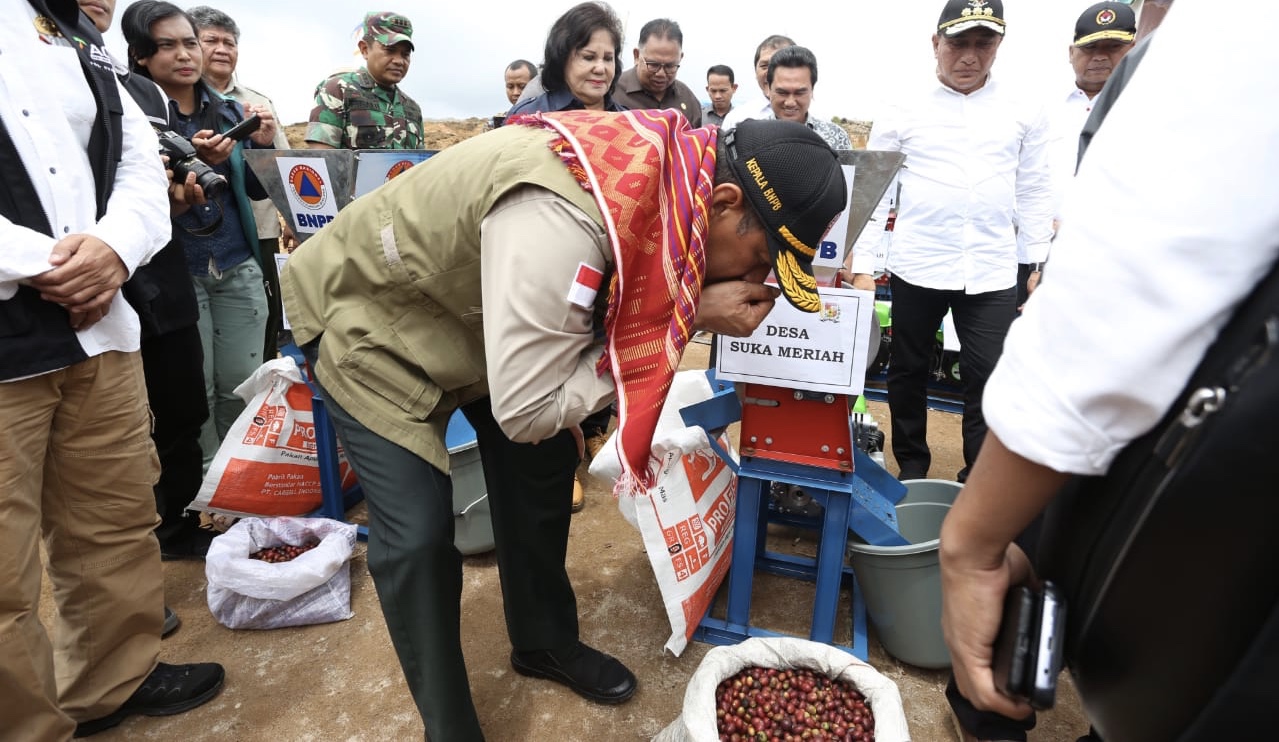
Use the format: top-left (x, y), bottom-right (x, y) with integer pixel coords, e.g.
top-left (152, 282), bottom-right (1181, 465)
top-left (511, 109), bottom-right (718, 496)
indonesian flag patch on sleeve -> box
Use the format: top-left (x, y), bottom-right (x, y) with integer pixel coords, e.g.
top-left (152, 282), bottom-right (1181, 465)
top-left (566, 262), bottom-right (604, 309)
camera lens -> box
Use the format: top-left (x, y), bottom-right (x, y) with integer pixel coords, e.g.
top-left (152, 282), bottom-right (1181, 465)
top-left (194, 166), bottom-right (228, 200)
top-left (172, 155), bottom-right (227, 200)
top-left (158, 131), bottom-right (229, 201)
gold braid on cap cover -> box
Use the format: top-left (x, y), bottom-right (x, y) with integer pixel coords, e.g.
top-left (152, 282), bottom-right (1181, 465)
top-left (778, 250), bottom-right (821, 312)
top-left (778, 226), bottom-right (817, 259)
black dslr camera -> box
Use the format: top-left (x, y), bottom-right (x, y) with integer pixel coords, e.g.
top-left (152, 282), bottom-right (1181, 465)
top-left (157, 130), bottom-right (227, 200)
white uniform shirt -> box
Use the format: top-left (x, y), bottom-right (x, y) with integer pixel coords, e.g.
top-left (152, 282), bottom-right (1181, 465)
top-left (0, 3), bottom-right (169, 365)
top-left (720, 96), bottom-right (771, 131)
top-left (848, 76), bottom-right (1054, 293)
top-left (984, 7), bottom-right (1279, 475)
top-left (1046, 87), bottom-right (1095, 220)
top-left (1015, 86), bottom-right (1094, 262)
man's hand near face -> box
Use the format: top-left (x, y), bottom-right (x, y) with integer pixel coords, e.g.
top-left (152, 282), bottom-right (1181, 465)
top-left (694, 280), bottom-right (781, 336)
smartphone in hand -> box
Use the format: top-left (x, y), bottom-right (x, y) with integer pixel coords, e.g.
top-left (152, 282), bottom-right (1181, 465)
top-left (992, 581), bottom-right (1066, 710)
top-left (223, 114), bottom-right (262, 142)
top-left (1028, 582), bottom-right (1066, 709)
top-left (993, 584), bottom-right (1035, 699)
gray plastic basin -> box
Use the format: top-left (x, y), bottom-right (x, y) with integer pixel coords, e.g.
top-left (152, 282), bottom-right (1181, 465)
top-left (847, 479), bottom-right (961, 668)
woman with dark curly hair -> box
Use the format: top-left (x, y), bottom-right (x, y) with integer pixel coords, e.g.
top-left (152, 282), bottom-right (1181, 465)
top-left (509, 2), bottom-right (627, 511)
top-left (509, 1), bottom-right (625, 115)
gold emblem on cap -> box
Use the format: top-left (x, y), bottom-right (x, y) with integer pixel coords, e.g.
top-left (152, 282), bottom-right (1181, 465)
top-left (1096, 8), bottom-right (1116, 25)
top-left (961, 0), bottom-right (994, 18)
top-left (34, 14), bottom-right (62, 37)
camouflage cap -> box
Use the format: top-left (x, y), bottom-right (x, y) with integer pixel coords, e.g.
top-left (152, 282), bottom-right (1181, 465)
top-left (363, 11), bottom-right (414, 49)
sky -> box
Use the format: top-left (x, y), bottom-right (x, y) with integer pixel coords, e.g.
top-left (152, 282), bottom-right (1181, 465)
top-left (103, 1), bottom-right (1104, 127)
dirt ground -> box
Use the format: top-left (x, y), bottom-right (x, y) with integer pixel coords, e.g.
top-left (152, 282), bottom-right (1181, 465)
top-left (282, 120), bottom-right (487, 151)
top-left (38, 341), bottom-right (1089, 742)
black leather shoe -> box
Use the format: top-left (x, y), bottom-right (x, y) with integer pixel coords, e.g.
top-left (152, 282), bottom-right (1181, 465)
top-left (74, 662), bottom-right (225, 737)
top-left (511, 642), bottom-right (637, 704)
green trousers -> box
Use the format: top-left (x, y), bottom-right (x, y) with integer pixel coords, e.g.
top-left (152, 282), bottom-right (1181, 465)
top-left (193, 258), bottom-right (268, 470)
top-left (315, 378), bottom-right (580, 741)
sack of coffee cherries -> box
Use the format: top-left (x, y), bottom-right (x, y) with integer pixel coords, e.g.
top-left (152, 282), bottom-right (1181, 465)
top-left (654, 636), bottom-right (910, 742)
top-left (205, 516), bottom-right (358, 630)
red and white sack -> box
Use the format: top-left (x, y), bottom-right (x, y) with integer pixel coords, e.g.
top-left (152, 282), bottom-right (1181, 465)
top-left (654, 636), bottom-right (911, 742)
top-left (590, 370), bottom-right (737, 656)
top-left (188, 357), bottom-right (355, 518)
top-left (205, 516), bottom-right (357, 630)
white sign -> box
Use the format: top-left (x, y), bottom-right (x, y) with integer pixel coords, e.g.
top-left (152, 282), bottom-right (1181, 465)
top-left (941, 310), bottom-right (961, 351)
top-left (275, 156), bottom-right (340, 234)
top-left (274, 252), bottom-right (291, 331)
top-left (811, 164), bottom-right (857, 288)
top-left (714, 285), bottom-right (875, 395)
top-left (352, 150), bottom-right (433, 199)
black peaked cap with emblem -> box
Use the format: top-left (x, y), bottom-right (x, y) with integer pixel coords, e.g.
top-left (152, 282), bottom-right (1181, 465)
top-left (938, 0), bottom-right (1006, 36)
top-left (1074, 2), bottom-right (1137, 46)
top-left (723, 119), bottom-right (847, 313)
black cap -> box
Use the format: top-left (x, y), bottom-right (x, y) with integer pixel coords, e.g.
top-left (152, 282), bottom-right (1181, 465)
top-left (1074, 2), bottom-right (1136, 46)
top-left (937, 0), bottom-right (1006, 37)
top-left (723, 119), bottom-right (847, 313)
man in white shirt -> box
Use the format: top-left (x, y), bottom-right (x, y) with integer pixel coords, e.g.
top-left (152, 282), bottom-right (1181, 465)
top-left (941, 3), bottom-right (1279, 735)
top-left (846, 0), bottom-right (1053, 482)
top-left (720, 34), bottom-right (794, 131)
top-left (1015, 1), bottom-right (1135, 306)
top-left (0, 0), bottom-right (224, 738)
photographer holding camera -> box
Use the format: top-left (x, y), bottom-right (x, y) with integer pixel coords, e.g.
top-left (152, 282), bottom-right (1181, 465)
top-left (121, 0), bottom-right (278, 475)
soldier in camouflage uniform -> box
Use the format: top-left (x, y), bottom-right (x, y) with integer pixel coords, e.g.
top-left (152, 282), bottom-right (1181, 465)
top-left (305, 11), bottom-right (423, 150)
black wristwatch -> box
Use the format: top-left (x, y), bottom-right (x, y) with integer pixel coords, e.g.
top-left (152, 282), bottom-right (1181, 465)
top-left (1026, 262), bottom-right (1044, 274)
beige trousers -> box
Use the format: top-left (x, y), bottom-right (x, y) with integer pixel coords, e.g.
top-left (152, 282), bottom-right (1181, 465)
top-left (0, 350), bottom-right (163, 741)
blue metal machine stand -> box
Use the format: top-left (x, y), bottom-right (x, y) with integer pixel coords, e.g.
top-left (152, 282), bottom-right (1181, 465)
top-left (682, 371), bottom-right (909, 659)
top-left (277, 342), bottom-right (370, 541)
top-left (312, 394), bottom-right (369, 542)
top-left (861, 380), bottom-right (965, 415)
